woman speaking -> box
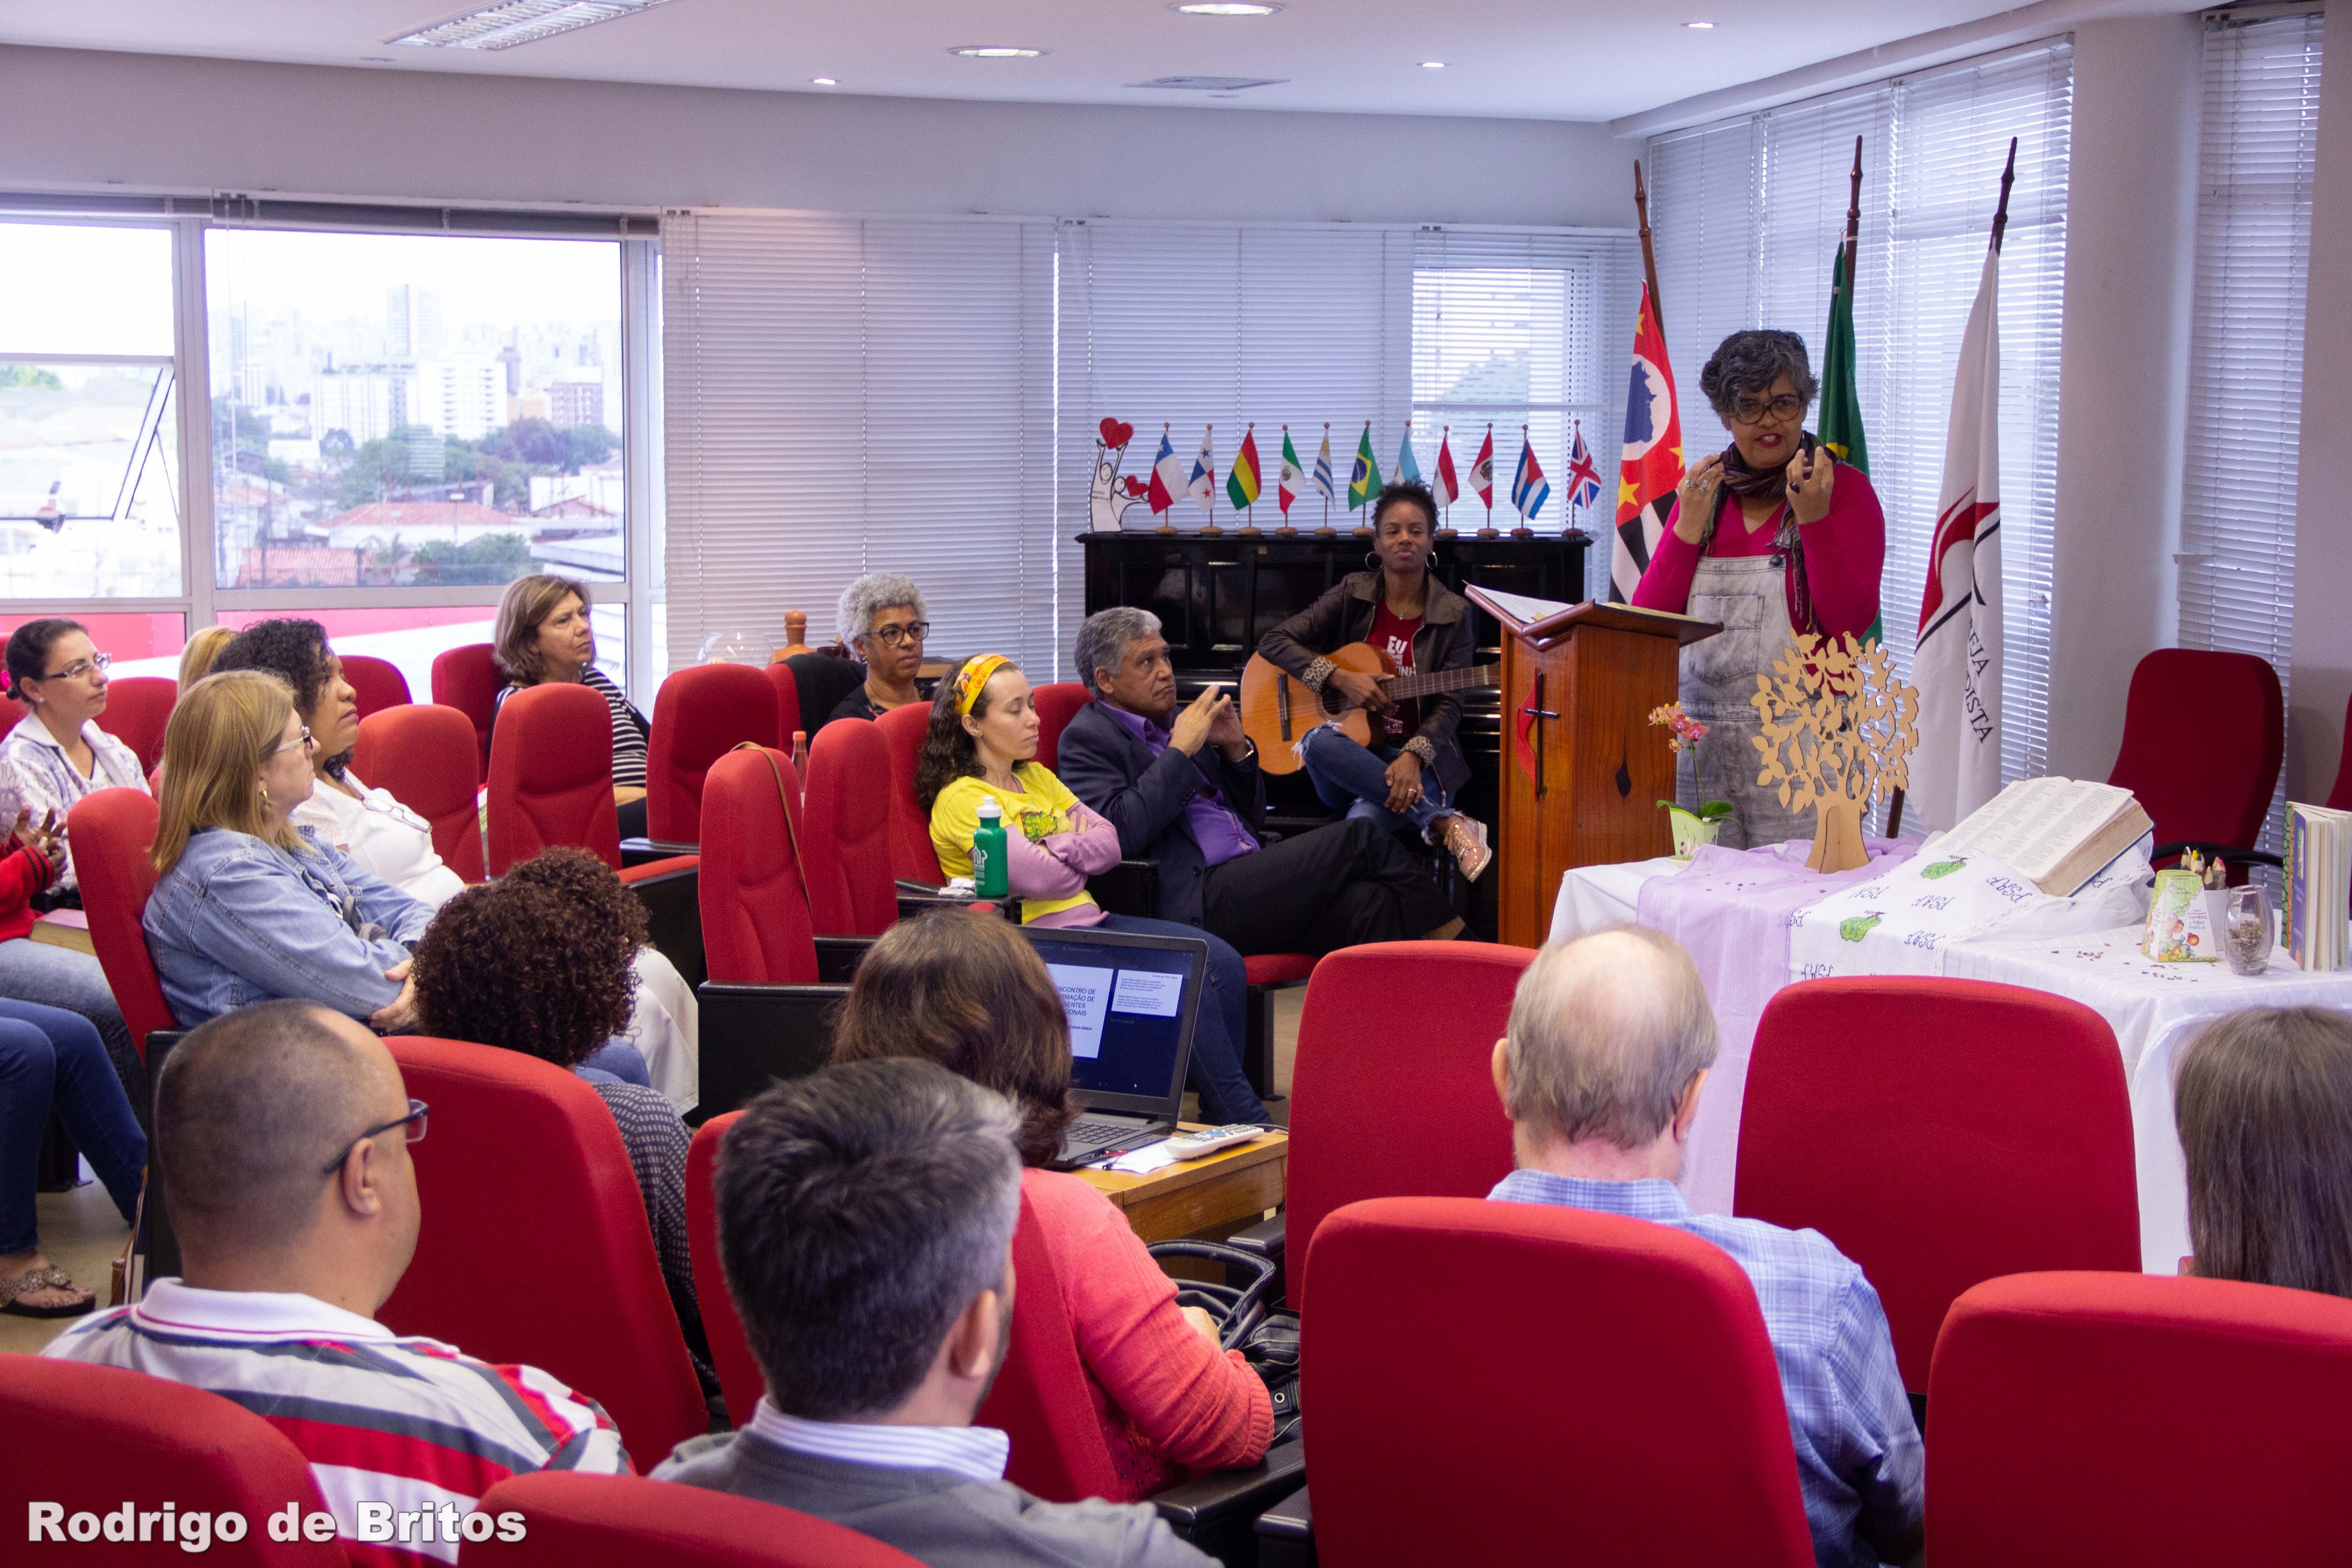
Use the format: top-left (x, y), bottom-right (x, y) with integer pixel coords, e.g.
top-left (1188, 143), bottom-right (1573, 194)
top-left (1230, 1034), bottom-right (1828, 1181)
top-left (1632, 329), bottom-right (1886, 849)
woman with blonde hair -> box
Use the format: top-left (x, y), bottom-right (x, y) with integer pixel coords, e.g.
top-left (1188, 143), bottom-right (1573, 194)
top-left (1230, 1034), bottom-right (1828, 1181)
top-left (143, 670), bottom-right (434, 1030)
top-left (489, 574), bottom-right (650, 840)
top-left (176, 625), bottom-right (236, 693)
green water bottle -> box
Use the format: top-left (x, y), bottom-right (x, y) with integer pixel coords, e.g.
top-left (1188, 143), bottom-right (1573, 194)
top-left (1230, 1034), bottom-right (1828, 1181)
top-left (971, 798), bottom-right (1009, 900)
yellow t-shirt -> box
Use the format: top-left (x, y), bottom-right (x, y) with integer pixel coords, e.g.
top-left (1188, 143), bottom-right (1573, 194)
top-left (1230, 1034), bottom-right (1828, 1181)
top-left (930, 764), bottom-right (1098, 925)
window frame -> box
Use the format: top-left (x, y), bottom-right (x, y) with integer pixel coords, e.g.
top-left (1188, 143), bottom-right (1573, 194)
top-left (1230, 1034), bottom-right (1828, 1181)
top-left (0, 204), bottom-right (666, 698)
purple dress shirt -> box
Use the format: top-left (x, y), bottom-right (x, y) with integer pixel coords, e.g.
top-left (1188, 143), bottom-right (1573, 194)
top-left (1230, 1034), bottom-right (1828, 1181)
top-left (1101, 703), bottom-right (1260, 870)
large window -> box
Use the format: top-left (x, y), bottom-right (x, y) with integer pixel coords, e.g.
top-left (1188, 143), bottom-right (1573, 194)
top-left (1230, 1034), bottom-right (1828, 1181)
top-left (1411, 229), bottom-right (1640, 599)
top-left (2180, 10), bottom-right (2324, 855)
top-left (1647, 40), bottom-right (2075, 794)
top-left (0, 206), bottom-right (662, 700)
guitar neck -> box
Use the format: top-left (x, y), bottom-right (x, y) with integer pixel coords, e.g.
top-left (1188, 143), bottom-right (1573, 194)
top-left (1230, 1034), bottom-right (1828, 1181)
top-left (1382, 663), bottom-right (1500, 701)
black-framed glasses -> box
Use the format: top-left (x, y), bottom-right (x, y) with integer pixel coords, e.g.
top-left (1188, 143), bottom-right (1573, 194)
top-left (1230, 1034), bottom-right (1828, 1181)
top-left (1729, 394), bottom-right (1805, 425)
top-left (865, 621), bottom-right (931, 648)
top-left (38, 652), bottom-right (111, 682)
top-left (321, 1099), bottom-right (428, 1174)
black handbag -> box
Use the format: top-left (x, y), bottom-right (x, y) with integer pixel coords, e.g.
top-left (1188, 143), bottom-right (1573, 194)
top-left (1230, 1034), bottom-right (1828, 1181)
top-left (1146, 1239), bottom-right (1303, 1446)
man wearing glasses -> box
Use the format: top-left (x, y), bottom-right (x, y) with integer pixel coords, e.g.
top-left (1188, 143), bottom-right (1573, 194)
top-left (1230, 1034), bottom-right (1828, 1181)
top-left (48, 1000), bottom-right (629, 1539)
top-left (831, 573), bottom-right (933, 725)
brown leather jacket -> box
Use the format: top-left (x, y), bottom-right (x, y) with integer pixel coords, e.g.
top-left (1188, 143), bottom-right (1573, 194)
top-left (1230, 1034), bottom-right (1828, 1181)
top-left (1257, 570), bottom-right (1473, 794)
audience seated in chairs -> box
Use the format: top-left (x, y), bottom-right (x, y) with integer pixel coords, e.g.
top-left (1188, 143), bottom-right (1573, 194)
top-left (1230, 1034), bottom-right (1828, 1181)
top-left (830, 911), bottom-right (1274, 1496)
top-left (0, 619), bottom-right (149, 1092)
top-left (490, 574), bottom-right (651, 841)
top-left (410, 846), bottom-right (716, 1398)
top-left (832, 573), bottom-right (932, 727)
top-left (145, 670), bottom-right (434, 1030)
top-left (220, 617), bottom-right (698, 1108)
top-left (1487, 925), bottom-right (1922, 1568)
top-left (44, 999), bottom-right (629, 1553)
top-left (2175, 1007), bottom-right (2352, 1296)
top-left (1058, 606), bottom-right (1464, 953)
top-left (920, 653), bottom-right (1262, 1125)
top-left (0, 805), bottom-right (143, 1320)
top-left (657, 1055), bottom-right (1213, 1568)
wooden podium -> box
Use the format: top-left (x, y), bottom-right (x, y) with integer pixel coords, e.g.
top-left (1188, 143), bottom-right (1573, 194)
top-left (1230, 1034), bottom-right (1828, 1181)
top-left (1466, 589), bottom-right (1722, 948)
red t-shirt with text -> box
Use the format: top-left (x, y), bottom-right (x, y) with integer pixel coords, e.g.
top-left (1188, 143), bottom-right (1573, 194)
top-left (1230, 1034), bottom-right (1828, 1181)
top-left (1364, 603), bottom-right (1423, 742)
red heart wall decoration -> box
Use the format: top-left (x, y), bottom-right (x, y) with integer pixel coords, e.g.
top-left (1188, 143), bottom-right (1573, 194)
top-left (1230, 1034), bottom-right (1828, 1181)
top-left (1099, 417), bottom-right (1135, 451)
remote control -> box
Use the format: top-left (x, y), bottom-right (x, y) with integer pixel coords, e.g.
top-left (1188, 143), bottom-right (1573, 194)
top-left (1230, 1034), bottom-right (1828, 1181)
top-left (1161, 1125), bottom-right (1266, 1161)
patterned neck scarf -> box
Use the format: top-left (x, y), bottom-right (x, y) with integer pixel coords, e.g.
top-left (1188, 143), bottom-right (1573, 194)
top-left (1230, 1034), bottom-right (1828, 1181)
top-left (1698, 431), bottom-right (1824, 636)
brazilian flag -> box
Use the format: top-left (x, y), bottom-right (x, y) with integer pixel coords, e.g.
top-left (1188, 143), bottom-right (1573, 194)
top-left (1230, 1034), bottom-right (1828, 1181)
top-left (1817, 239), bottom-right (1881, 645)
top-left (1348, 423), bottom-right (1381, 511)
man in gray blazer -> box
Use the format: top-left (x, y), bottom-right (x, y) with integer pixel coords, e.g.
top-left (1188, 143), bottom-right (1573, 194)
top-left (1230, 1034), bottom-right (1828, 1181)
top-left (655, 1058), bottom-right (1211, 1568)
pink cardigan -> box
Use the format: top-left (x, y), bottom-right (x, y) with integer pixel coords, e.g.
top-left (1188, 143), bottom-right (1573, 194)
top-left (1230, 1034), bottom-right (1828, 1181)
top-left (1632, 460), bottom-right (1886, 642)
top-left (1020, 1166), bottom-right (1274, 1497)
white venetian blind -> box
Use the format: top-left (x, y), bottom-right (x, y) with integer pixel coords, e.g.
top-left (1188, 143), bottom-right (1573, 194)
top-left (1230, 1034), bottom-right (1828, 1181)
top-left (1055, 221), bottom-right (1412, 672)
top-left (1647, 41), bottom-right (2074, 790)
top-left (2179, 8), bottom-right (2323, 856)
top-left (1410, 227), bottom-right (1641, 598)
top-left (661, 210), bottom-right (1058, 671)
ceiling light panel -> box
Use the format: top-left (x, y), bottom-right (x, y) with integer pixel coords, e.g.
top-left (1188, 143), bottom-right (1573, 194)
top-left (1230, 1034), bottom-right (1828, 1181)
top-left (1172, 4), bottom-right (1284, 15)
top-left (951, 45), bottom-right (1047, 58)
top-left (1130, 75), bottom-right (1287, 91)
top-left (388, 0), bottom-right (673, 51)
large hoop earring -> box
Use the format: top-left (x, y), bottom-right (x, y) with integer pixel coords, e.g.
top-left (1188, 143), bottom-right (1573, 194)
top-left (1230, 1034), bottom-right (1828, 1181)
top-left (1363, 550), bottom-right (1381, 572)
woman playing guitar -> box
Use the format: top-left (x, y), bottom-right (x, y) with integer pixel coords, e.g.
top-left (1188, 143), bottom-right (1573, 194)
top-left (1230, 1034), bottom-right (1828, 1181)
top-left (1256, 480), bottom-right (1493, 882)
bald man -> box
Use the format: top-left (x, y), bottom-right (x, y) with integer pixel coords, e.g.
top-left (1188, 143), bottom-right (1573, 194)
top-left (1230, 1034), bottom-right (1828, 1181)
top-left (1488, 927), bottom-right (1923, 1568)
top-left (47, 1000), bottom-right (627, 1554)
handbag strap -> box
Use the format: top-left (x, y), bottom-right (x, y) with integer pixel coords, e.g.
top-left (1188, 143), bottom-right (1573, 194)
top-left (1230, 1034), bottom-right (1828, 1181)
top-left (730, 741), bottom-right (813, 911)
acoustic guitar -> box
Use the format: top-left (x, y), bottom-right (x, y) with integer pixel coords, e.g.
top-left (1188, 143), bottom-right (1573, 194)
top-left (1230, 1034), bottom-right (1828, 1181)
top-left (1238, 642), bottom-right (1500, 775)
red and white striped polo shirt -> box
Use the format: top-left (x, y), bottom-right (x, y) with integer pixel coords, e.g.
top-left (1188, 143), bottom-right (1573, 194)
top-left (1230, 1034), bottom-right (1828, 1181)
top-left (44, 1279), bottom-right (630, 1565)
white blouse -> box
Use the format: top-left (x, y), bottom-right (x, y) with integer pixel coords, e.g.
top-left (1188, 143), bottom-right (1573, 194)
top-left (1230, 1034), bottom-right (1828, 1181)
top-left (291, 770), bottom-right (468, 910)
top-left (0, 713), bottom-right (150, 890)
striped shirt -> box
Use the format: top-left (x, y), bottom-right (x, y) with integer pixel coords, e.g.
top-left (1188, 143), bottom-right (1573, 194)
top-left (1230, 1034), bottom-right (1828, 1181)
top-left (747, 1398), bottom-right (1012, 1485)
top-left (493, 665), bottom-right (648, 789)
top-left (1490, 1170), bottom-right (1923, 1568)
top-left (44, 1279), bottom-right (630, 1566)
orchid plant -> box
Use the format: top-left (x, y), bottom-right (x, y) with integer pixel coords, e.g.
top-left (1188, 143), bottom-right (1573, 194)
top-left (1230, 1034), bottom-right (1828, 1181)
top-left (1648, 704), bottom-right (1733, 824)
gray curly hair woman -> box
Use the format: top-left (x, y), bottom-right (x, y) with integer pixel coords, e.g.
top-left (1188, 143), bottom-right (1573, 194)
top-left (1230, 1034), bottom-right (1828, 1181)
top-left (1697, 329), bottom-right (1818, 424)
top-left (837, 572), bottom-right (930, 649)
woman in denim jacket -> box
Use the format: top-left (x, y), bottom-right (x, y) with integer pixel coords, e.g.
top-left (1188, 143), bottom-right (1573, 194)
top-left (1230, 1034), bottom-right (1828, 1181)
top-left (145, 671), bottom-right (434, 1030)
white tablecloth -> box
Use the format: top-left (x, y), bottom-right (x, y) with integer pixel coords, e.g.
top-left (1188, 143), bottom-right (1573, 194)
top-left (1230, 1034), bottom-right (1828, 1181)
top-left (1552, 860), bottom-right (2352, 1271)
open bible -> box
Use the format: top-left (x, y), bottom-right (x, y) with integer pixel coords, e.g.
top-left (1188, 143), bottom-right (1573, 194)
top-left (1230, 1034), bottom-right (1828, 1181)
top-left (1932, 777), bottom-right (2155, 897)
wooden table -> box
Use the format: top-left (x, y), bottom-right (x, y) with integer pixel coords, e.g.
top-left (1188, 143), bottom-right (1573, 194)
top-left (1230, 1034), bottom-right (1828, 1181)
top-left (1073, 1125), bottom-right (1288, 1245)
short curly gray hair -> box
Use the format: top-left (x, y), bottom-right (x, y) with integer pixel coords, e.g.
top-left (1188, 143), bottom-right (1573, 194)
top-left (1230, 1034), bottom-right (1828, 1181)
top-left (1698, 329), bottom-right (1818, 422)
top-left (837, 573), bottom-right (929, 653)
top-left (1074, 607), bottom-right (1162, 696)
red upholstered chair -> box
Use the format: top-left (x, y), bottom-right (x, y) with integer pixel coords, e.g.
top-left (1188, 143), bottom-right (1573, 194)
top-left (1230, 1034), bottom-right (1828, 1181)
top-left (1029, 681), bottom-right (1091, 773)
top-left (485, 682), bottom-right (695, 882)
top-left (765, 659), bottom-right (802, 751)
top-left (1735, 977), bottom-right (2140, 1392)
top-left (2108, 649), bottom-right (2283, 866)
top-left (647, 662), bottom-right (782, 844)
top-left (470, 1472), bottom-right (922, 1568)
top-left (1928, 1272), bottom-right (2352, 1567)
top-left (874, 703), bottom-right (944, 883)
top-left (803, 718), bottom-right (901, 937)
top-left (378, 1036), bottom-right (707, 1465)
top-left (430, 642), bottom-right (504, 770)
top-left (695, 747), bottom-right (853, 1116)
top-left (67, 786), bottom-right (178, 1059)
top-left (1301, 1197), bottom-right (1814, 1568)
top-left (339, 653), bottom-right (412, 719)
top-left (92, 675), bottom-right (176, 774)
top-left (2, 1353), bottom-right (344, 1566)
top-left (1273, 941), bottom-right (1532, 1309)
top-left (0, 689), bottom-right (28, 733)
top-left (353, 702), bottom-right (486, 884)
top-left (686, 1111), bottom-right (764, 1428)
top-left (2326, 689), bottom-right (2352, 812)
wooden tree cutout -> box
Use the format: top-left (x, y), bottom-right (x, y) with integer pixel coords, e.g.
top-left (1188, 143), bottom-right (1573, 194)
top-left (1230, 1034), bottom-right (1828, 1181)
top-left (1749, 633), bottom-right (1920, 873)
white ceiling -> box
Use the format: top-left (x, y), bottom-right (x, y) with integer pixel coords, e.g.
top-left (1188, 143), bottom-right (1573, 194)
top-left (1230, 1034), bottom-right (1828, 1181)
top-left (2, 0), bottom-right (2150, 123)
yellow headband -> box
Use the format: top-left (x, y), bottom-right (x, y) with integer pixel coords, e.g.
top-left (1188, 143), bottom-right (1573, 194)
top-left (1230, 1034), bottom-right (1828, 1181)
top-left (952, 654), bottom-right (1012, 716)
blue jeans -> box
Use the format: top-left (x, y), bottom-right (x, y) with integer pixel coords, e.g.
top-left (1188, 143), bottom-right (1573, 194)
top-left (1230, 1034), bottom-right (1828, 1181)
top-left (0, 998), bottom-right (146, 1255)
top-left (0, 937), bottom-right (142, 1130)
top-left (1090, 913), bottom-right (1266, 1126)
top-left (1302, 726), bottom-right (1452, 838)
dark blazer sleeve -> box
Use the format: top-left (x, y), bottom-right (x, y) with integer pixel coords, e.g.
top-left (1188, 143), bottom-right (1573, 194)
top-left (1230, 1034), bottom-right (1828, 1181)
top-left (1209, 745), bottom-right (1268, 838)
top-left (1056, 706), bottom-right (1204, 861)
top-left (1413, 612), bottom-right (1472, 760)
top-left (1257, 582), bottom-right (1351, 682)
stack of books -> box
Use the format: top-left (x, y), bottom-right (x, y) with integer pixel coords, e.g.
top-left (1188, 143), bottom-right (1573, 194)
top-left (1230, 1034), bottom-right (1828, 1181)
top-left (2285, 802), bottom-right (2352, 972)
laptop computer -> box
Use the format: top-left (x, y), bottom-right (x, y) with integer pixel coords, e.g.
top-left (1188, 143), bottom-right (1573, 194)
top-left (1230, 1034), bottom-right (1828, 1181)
top-left (1018, 924), bottom-right (1205, 1170)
